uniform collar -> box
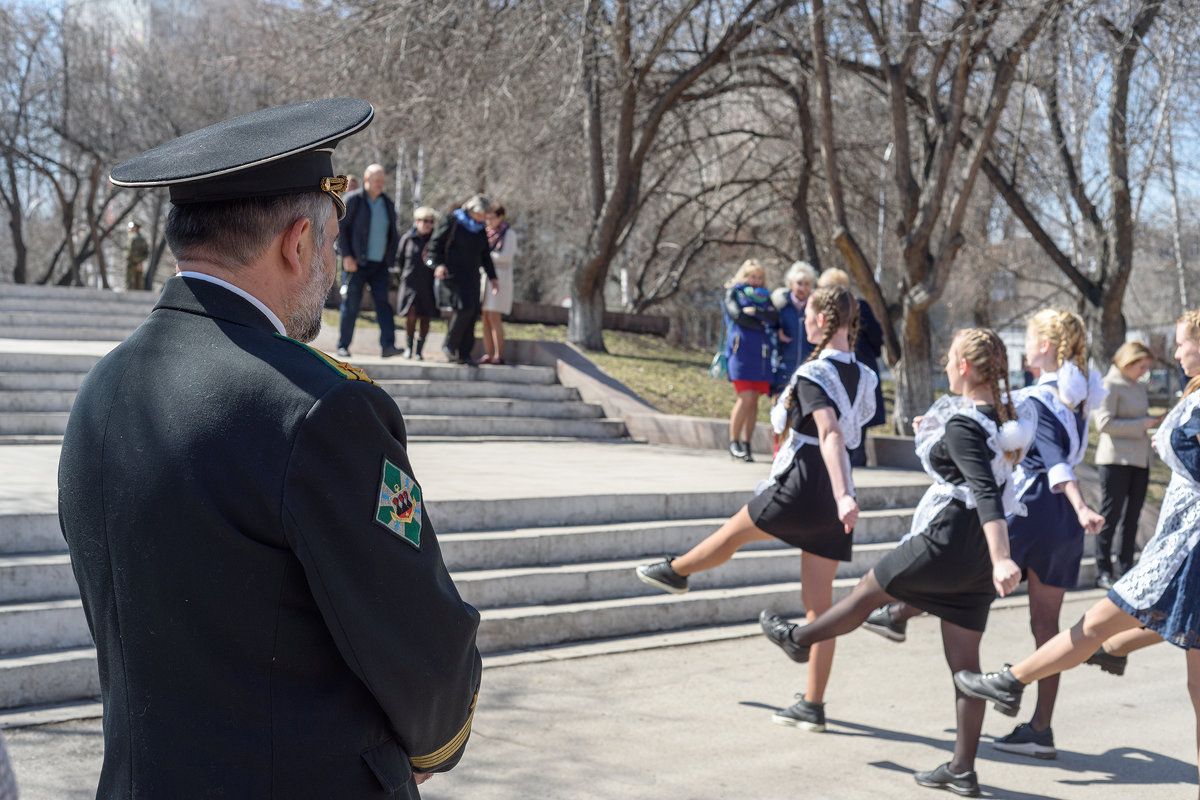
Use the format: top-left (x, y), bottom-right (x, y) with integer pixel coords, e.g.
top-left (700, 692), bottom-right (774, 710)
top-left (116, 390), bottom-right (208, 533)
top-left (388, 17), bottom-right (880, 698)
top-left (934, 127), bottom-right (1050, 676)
top-left (177, 271), bottom-right (286, 335)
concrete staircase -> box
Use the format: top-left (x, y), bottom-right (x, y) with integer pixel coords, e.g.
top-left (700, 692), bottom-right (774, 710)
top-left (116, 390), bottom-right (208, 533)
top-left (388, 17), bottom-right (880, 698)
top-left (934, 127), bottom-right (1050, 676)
top-left (0, 475), bottom-right (935, 711)
top-left (0, 284), bottom-right (625, 443)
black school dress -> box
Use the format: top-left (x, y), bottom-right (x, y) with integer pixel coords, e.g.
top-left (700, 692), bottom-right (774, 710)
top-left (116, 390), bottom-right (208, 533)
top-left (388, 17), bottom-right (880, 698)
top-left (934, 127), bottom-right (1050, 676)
top-left (746, 359), bottom-right (862, 562)
top-left (873, 405), bottom-right (1006, 631)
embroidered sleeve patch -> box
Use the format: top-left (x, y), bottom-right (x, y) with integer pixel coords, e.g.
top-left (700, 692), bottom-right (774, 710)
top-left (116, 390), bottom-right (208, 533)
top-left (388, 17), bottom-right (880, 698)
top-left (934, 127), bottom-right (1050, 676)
top-left (375, 457), bottom-right (422, 550)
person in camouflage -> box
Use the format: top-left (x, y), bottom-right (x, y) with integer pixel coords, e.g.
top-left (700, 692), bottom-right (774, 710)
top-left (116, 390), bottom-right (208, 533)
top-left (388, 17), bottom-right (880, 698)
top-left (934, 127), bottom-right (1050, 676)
top-left (124, 220), bottom-right (149, 290)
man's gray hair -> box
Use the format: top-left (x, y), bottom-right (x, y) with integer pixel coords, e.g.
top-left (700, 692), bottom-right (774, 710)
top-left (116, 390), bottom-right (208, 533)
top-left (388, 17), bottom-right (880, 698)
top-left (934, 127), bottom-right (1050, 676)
top-left (785, 260), bottom-right (818, 286)
top-left (165, 192), bottom-right (334, 269)
top-left (461, 194), bottom-right (492, 215)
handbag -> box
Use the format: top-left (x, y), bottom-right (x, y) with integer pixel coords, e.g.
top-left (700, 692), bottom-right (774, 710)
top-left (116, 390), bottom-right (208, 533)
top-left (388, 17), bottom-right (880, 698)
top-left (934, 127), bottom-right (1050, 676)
top-left (435, 275), bottom-right (460, 311)
top-left (708, 320), bottom-right (729, 380)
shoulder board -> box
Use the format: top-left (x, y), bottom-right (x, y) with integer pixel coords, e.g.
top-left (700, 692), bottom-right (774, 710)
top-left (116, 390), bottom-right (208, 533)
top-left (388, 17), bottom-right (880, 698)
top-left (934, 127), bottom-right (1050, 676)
top-left (274, 334), bottom-right (375, 384)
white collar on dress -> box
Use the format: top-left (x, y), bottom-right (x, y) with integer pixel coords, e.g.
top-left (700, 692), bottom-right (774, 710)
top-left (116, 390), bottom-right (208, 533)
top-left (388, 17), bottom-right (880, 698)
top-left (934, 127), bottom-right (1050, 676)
top-left (817, 348), bottom-right (856, 364)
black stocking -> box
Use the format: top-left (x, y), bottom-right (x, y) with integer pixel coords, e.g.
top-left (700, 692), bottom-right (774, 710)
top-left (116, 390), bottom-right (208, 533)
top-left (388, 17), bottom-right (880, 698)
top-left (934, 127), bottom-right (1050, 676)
top-left (792, 570), bottom-right (895, 646)
top-left (941, 620), bottom-right (985, 774)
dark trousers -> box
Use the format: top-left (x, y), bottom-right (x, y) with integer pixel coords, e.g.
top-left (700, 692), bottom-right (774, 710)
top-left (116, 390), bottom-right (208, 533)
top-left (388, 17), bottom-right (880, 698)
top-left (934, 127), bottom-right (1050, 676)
top-left (1096, 463), bottom-right (1150, 575)
top-left (444, 300), bottom-right (480, 361)
top-left (338, 261), bottom-right (395, 350)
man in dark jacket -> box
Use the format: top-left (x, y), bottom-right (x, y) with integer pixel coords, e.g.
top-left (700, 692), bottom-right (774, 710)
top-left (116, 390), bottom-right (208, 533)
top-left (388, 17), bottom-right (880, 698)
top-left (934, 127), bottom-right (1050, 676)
top-left (337, 163), bottom-right (400, 357)
top-left (64, 99), bottom-right (481, 799)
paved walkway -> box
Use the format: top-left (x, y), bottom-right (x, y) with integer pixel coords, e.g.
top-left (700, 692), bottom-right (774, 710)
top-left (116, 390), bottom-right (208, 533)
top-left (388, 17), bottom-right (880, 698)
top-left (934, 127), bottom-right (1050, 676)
top-left (5, 594), bottom-right (1195, 799)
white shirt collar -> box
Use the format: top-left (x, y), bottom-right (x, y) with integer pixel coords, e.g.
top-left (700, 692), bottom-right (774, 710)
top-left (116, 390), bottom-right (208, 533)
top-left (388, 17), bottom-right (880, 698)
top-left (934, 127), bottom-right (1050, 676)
top-left (1036, 371), bottom-right (1058, 386)
top-left (178, 271), bottom-right (286, 336)
top-left (818, 348), bottom-right (855, 364)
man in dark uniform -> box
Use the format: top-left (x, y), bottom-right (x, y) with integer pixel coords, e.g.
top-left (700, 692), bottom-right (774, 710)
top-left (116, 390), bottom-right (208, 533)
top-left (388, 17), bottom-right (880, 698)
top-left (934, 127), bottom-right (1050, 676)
top-left (59, 98), bottom-right (481, 799)
top-left (123, 220), bottom-right (149, 290)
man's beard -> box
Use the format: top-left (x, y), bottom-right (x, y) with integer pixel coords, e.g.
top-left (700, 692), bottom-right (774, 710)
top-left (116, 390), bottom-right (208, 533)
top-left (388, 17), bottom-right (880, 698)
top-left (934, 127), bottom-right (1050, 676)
top-left (284, 250), bottom-right (332, 343)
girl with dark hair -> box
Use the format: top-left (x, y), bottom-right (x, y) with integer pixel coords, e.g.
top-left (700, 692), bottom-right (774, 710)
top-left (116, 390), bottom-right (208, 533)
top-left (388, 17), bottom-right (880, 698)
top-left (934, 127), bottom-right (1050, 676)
top-left (636, 285), bottom-right (877, 731)
top-left (760, 328), bottom-right (1034, 797)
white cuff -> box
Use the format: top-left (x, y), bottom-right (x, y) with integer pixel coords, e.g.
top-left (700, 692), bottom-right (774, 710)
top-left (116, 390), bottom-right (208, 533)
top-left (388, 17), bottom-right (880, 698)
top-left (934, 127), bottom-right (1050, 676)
top-left (1047, 463), bottom-right (1076, 492)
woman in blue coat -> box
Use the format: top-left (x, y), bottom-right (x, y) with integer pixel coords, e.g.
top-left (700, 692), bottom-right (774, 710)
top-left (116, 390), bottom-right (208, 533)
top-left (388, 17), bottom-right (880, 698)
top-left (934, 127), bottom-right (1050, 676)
top-left (723, 259), bottom-right (779, 461)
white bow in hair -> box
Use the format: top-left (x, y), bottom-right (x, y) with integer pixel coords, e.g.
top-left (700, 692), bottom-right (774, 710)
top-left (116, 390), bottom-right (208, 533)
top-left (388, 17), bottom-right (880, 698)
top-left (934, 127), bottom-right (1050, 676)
top-left (1056, 360), bottom-right (1108, 412)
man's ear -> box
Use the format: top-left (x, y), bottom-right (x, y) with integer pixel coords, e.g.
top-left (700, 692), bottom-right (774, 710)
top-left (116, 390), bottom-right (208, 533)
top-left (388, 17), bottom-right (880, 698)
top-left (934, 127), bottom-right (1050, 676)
top-left (280, 216), bottom-right (312, 278)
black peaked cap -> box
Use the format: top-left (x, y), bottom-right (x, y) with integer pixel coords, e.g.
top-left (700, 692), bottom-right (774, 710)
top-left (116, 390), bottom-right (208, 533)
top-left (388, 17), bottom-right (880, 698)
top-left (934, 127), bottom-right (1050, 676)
top-left (110, 98), bottom-right (374, 206)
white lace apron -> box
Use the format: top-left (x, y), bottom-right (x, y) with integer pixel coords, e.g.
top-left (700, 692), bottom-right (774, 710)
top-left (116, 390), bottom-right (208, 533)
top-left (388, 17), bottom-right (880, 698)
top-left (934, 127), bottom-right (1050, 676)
top-left (1009, 375), bottom-right (1101, 501)
top-left (1112, 391), bottom-right (1200, 609)
top-left (755, 351), bottom-right (878, 496)
top-left (898, 394), bottom-right (1035, 545)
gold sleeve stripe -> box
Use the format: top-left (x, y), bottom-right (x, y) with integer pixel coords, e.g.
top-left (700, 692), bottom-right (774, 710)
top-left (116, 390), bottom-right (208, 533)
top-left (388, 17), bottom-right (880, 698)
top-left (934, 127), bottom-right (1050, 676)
top-left (274, 334), bottom-right (375, 384)
top-left (411, 692), bottom-right (479, 771)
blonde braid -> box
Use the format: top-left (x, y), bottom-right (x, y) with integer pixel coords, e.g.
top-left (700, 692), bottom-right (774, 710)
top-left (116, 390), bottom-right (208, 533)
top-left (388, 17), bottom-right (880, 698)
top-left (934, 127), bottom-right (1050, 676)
top-left (1029, 308), bottom-right (1088, 408)
top-left (1180, 309), bottom-right (1200, 397)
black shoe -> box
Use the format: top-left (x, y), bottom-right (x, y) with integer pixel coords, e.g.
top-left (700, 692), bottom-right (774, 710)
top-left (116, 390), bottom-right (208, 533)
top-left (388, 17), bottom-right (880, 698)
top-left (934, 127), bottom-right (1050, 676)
top-left (336, 346), bottom-right (351, 358)
top-left (458, 356), bottom-right (478, 367)
top-left (759, 610), bottom-right (811, 663)
top-left (862, 603), bottom-right (907, 642)
top-left (413, 338), bottom-right (426, 361)
top-left (913, 763), bottom-right (980, 797)
top-left (1085, 646), bottom-right (1127, 676)
top-left (635, 558), bottom-right (689, 595)
top-left (772, 693), bottom-right (825, 732)
top-left (729, 440), bottom-right (747, 460)
top-left (1095, 572), bottom-right (1115, 591)
top-left (952, 666), bottom-right (1024, 717)
top-left (381, 346), bottom-right (402, 358)
top-left (740, 440), bottom-right (754, 463)
top-left (993, 721), bottom-right (1056, 760)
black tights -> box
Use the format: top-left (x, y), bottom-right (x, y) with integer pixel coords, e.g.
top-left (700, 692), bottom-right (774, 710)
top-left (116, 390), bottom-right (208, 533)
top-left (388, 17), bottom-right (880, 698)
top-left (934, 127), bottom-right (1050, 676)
top-left (791, 571), bottom-right (985, 774)
top-left (405, 312), bottom-right (430, 342)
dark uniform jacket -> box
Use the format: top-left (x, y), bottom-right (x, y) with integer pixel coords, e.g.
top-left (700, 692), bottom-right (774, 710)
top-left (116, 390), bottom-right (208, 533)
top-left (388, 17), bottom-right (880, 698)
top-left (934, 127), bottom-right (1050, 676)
top-left (423, 212), bottom-right (495, 311)
top-left (59, 276), bottom-right (481, 799)
top-left (339, 188), bottom-right (399, 268)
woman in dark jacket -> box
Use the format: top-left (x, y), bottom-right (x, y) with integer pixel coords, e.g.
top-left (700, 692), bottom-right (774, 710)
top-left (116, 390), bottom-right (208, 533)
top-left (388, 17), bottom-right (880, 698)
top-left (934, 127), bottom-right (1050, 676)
top-left (723, 259), bottom-right (779, 461)
top-left (395, 206), bottom-right (438, 360)
top-left (425, 195), bottom-right (499, 366)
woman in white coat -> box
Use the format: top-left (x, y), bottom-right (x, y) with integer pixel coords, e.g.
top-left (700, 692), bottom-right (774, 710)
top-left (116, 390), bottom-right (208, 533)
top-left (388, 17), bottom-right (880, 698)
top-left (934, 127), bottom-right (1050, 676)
top-left (481, 205), bottom-right (517, 364)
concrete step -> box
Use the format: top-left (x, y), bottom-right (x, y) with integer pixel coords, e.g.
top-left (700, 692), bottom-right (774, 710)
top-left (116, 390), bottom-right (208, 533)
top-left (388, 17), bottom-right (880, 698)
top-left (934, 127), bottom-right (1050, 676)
top-left (0, 372), bottom-right (87, 391)
top-left (0, 353), bottom-right (102, 373)
top-left (376, 379), bottom-right (577, 402)
top-left (0, 412), bottom-right (68, 436)
top-left (0, 553), bottom-right (77, 603)
top-left (0, 515), bottom-right (64, 554)
top-left (439, 508), bottom-right (915, 571)
top-left (0, 283), bottom-right (157, 306)
top-left (351, 361), bottom-right (558, 385)
top-left (402, 415), bottom-right (625, 438)
top-left (0, 599), bottom-right (91, 655)
top-left (457, 545), bottom-right (897, 609)
top-left (0, 295), bottom-right (155, 314)
top-left (0, 390), bottom-right (75, 412)
top-left (1, 325), bottom-right (132, 341)
top-left (0, 647), bottom-right (99, 710)
top-left (396, 397), bottom-right (604, 420)
top-left (0, 311), bottom-right (150, 329)
top-left (424, 481), bottom-right (929, 533)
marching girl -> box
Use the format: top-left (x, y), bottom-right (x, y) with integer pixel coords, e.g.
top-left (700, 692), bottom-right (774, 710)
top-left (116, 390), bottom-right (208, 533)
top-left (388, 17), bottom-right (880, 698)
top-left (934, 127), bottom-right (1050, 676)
top-left (865, 309), bottom-right (1106, 760)
top-left (636, 284), bottom-right (877, 731)
top-left (760, 328), bottom-right (1033, 797)
top-left (955, 309), bottom-right (1200, 796)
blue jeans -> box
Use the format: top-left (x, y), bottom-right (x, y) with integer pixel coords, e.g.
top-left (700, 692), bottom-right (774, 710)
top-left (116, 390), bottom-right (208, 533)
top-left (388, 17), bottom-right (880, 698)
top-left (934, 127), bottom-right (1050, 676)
top-left (338, 261), bottom-right (395, 350)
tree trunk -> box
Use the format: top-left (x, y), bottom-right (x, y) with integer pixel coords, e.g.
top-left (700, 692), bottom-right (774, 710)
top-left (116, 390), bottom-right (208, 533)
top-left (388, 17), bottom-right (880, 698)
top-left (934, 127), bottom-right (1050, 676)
top-left (893, 304), bottom-right (933, 436)
top-left (568, 272), bottom-right (606, 351)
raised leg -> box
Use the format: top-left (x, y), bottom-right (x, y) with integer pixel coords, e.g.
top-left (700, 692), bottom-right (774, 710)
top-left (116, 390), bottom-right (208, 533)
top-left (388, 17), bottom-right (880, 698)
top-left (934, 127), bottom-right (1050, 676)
top-left (669, 506), bottom-right (772, 576)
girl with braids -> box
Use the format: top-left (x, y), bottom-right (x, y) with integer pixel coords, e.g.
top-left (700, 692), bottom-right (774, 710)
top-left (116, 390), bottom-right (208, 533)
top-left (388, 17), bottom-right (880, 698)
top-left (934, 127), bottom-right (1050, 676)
top-left (865, 309), bottom-right (1107, 760)
top-left (760, 328), bottom-right (1033, 797)
top-left (636, 284), bottom-right (876, 730)
top-left (956, 310), bottom-right (1200, 796)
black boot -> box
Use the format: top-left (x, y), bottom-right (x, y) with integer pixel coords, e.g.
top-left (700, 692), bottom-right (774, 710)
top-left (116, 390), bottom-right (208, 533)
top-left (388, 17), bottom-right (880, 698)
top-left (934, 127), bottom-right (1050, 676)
top-left (401, 334), bottom-right (412, 359)
top-left (413, 337), bottom-right (425, 361)
top-left (729, 440), bottom-right (747, 460)
top-left (740, 440), bottom-right (754, 463)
